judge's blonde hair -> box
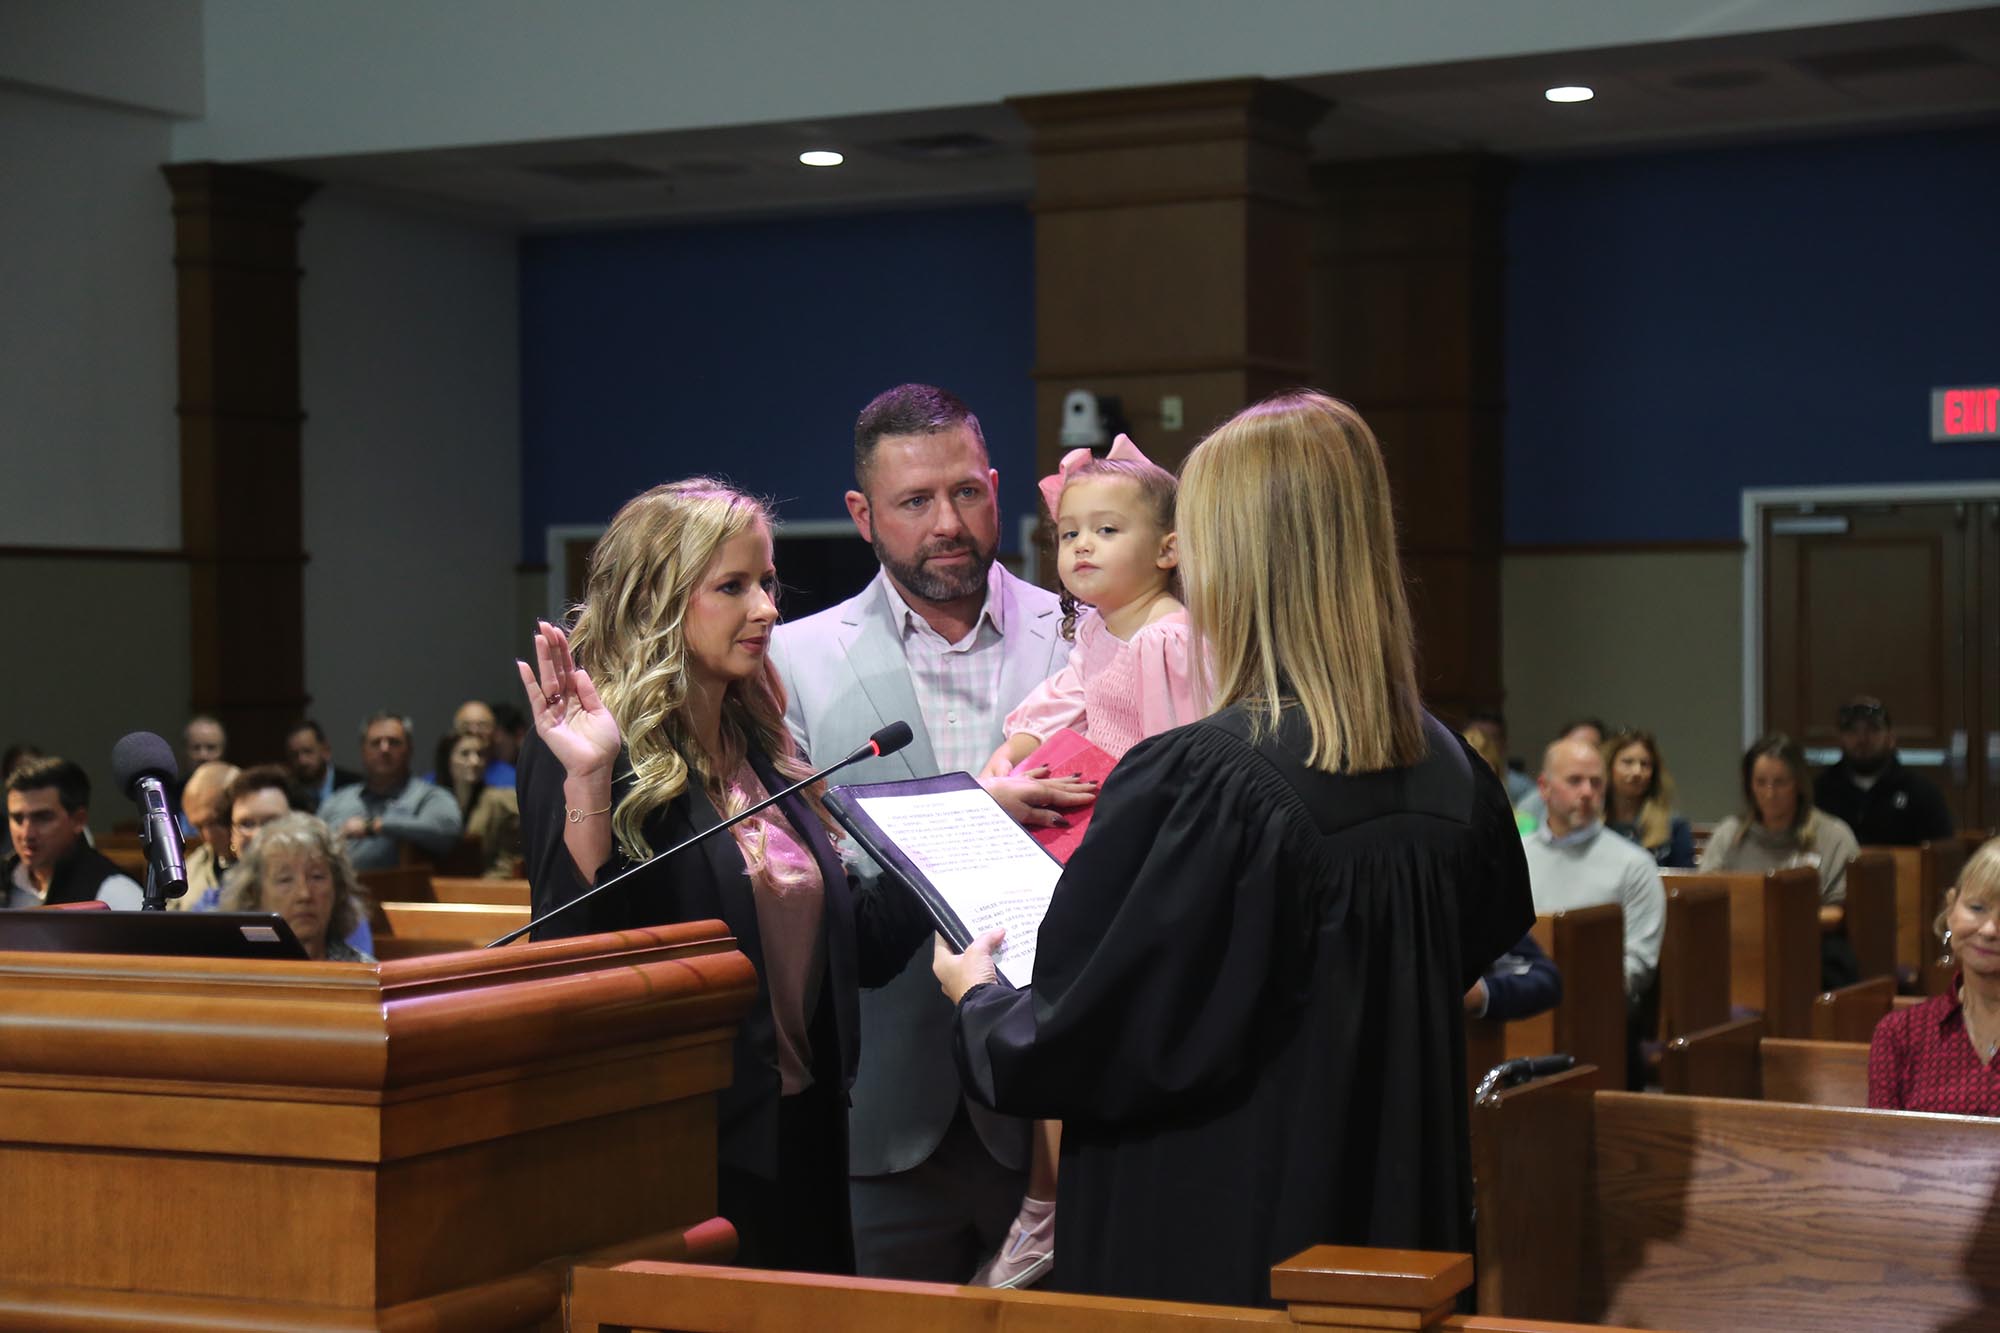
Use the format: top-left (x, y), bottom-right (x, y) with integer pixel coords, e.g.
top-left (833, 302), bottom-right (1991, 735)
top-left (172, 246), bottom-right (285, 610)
top-left (567, 479), bottom-right (828, 861)
top-left (1179, 390), bottom-right (1425, 774)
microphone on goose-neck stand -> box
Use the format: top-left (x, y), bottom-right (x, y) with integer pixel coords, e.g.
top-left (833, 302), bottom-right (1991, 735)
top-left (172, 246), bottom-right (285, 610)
top-left (109, 732), bottom-right (190, 911)
top-left (487, 721), bottom-right (914, 947)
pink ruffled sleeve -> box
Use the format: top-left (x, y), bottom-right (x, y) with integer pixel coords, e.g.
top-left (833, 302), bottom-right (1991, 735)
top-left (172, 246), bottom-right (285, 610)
top-left (1132, 615), bottom-right (1200, 737)
top-left (1004, 654), bottom-right (1087, 742)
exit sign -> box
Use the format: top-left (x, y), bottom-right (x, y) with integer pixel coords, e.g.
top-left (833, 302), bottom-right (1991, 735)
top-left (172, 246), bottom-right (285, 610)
top-left (1932, 385), bottom-right (2000, 441)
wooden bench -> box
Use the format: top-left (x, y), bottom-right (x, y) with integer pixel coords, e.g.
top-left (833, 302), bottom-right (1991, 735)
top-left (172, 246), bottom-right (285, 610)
top-left (1811, 973), bottom-right (1896, 1041)
top-left (431, 875), bottom-right (530, 906)
top-left (374, 901), bottom-right (529, 958)
top-left (1660, 1018), bottom-right (1870, 1106)
top-left (1843, 848), bottom-right (1897, 984)
top-left (568, 1245), bottom-right (1640, 1333)
top-left (1660, 866), bottom-right (1819, 1037)
top-left (1878, 838), bottom-right (1971, 982)
top-left (1475, 1064), bottom-right (2000, 1329)
top-left (1465, 903), bottom-right (1624, 1092)
top-left (1656, 879), bottom-right (1730, 1042)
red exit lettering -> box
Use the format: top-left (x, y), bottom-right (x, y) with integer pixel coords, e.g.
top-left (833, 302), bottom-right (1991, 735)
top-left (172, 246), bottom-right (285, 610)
top-left (1944, 388), bottom-right (2000, 435)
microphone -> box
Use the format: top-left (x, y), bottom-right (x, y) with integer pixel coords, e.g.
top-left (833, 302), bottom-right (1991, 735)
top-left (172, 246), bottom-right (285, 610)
top-left (488, 721), bottom-right (914, 947)
top-left (110, 731), bottom-right (189, 910)
top-left (1473, 1053), bottom-right (1576, 1104)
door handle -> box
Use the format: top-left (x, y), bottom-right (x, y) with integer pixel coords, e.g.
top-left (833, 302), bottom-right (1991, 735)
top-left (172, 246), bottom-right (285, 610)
top-left (1949, 729), bottom-right (1969, 785)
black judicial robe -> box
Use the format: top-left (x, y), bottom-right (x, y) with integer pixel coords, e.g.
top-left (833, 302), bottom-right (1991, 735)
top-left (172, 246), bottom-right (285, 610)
top-left (953, 705), bottom-right (1533, 1308)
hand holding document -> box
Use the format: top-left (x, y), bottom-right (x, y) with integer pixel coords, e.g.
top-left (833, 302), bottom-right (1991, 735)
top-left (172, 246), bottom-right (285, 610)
top-left (825, 774), bottom-right (1062, 987)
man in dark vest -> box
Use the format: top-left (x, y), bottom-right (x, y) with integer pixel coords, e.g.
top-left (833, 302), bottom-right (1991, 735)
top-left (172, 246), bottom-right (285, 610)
top-left (4, 757), bottom-right (144, 909)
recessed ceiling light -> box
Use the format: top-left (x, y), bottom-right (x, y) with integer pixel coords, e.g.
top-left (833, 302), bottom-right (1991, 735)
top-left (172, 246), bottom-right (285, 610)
top-left (799, 150), bottom-right (845, 167)
top-left (1544, 85), bottom-right (1595, 104)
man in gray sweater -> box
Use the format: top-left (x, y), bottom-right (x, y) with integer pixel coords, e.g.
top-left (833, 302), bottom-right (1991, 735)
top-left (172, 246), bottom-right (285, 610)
top-left (317, 712), bottom-right (462, 871)
top-left (1520, 738), bottom-right (1665, 1004)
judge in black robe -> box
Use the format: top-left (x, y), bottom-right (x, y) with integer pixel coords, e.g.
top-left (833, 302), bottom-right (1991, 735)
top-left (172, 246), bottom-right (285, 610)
top-left (946, 707), bottom-right (1530, 1307)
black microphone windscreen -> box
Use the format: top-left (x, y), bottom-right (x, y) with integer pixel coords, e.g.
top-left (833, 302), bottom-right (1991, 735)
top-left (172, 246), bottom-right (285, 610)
top-left (870, 721), bottom-right (914, 758)
top-left (111, 731), bottom-right (179, 796)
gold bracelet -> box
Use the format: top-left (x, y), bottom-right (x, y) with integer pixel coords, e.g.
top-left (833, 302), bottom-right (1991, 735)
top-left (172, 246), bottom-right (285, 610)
top-left (566, 802), bottom-right (612, 824)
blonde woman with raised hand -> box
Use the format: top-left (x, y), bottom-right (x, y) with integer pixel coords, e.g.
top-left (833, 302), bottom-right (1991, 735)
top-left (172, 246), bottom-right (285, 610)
top-left (516, 478), bottom-right (927, 1276)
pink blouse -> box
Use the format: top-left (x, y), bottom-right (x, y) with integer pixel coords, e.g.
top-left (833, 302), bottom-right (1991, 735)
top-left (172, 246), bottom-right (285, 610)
top-left (1003, 609), bottom-right (1199, 759)
top-left (728, 762), bottom-right (827, 1097)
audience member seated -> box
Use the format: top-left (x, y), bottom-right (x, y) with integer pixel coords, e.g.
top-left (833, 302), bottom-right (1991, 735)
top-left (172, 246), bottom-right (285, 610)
top-left (1700, 732), bottom-right (1861, 989)
top-left (1868, 836), bottom-right (2000, 1113)
top-left (285, 718), bottom-right (362, 808)
top-left (219, 812), bottom-right (375, 962)
top-left (1521, 738), bottom-right (1665, 1009)
top-left (1513, 716), bottom-right (1607, 827)
top-left (317, 712), bottom-right (463, 871)
top-left (173, 760), bottom-right (242, 912)
top-left (1468, 932), bottom-right (1562, 1021)
top-left (1602, 728), bottom-right (1695, 868)
top-left (432, 729), bottom-right (522, 877)
top-left (1465, 708), bottom-right (1537, 809)
top-left (183, 713), bottom-right (227, 769)
top-left (3, 758), bottom-right (143, 909)
top-left (489, 700), bottom-right (528, 770)
top-left (228, 764), bottom-right (310, 854)
top-left (0, 742), bottom-right (45, 859)
top-left (1813, 696), bottom-right (1956, 847)
top-left (230, 764), bottom-right (377, 957)
top-left (422, 700), bottom-right (517, 788)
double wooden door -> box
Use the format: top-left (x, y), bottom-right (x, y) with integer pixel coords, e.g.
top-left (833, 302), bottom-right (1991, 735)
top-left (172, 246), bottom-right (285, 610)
top-left (1763, 495), bottom-right (2000, 832)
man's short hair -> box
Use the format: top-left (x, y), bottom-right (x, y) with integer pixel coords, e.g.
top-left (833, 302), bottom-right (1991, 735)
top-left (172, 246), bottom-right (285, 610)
top-left (1558, 716), bottom-right (1608, 740)
top-left (286, 718), bottom-right (328, 744)
top-left (225, 764), bottom-right (310, 815)
top-left (853, 383), bottom-right (986, 490)
top-left (360, 711), bottom-right (413, 740)
top-left (5, 756), bottom-right (89, 812)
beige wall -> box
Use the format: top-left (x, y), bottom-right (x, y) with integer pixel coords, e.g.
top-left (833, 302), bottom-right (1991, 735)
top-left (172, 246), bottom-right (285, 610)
top-left (0, 557), bottom-right (192, 830)
top-left (1500, 548), bottom-right (1745, 825)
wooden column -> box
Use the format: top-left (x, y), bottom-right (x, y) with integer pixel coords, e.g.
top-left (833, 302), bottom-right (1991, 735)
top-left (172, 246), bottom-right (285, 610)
top-left (1012, 78), bottom-right (1327, 495)
top-left (162, 164), bottom-right (316, 762)
top-left (1311, 155), bottom-right (1509, 725)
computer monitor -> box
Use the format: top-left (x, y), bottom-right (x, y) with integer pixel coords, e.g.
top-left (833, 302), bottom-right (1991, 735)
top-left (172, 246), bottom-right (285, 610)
top-left (0, 910), bottom-right (310, 960)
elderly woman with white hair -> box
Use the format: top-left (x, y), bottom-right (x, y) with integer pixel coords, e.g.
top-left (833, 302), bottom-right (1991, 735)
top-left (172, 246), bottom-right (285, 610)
top-left (218, 812), bottom-right (374, 962)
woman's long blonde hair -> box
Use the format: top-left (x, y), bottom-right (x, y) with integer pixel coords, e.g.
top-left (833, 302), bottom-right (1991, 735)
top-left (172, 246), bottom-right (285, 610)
top-left (567, 479), bottom-right (826, 860)
top-left (1179, 390), bottom-right (1426, 774)
top-left (1602, 729), bottom-right (1679, 851)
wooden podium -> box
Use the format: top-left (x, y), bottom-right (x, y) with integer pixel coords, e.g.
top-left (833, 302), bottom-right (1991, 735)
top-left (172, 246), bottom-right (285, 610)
top-left (0, 920), bottom-right (755, 1330)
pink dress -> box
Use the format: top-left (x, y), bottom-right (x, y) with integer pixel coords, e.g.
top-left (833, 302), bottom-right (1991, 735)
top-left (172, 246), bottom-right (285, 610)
top-left (1002, 609), bottom-right (1198, 759)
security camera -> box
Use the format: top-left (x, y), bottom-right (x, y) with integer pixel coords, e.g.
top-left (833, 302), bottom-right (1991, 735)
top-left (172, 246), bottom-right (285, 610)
top-left (1060, 390), bottom-right (1104, 448)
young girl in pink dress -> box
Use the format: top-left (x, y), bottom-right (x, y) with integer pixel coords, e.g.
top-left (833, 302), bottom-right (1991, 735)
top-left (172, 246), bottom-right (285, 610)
top-left (980, 436), bottom-right (1198, 779)
top-left (972, 435), bottom-right (1200, 1289)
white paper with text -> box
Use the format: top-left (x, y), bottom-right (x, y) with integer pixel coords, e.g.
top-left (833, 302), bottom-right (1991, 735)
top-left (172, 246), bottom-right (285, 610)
top-left (856, 788), bottom-right (1061, 987)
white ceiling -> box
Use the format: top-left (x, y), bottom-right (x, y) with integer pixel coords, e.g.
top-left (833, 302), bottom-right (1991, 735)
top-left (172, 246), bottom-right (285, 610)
top-left (273, 9), bottom-right (2000, 231)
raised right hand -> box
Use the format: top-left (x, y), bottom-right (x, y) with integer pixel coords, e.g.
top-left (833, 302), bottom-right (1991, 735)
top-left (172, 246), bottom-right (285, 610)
top-left (516, 620), bottom-right (621, 778)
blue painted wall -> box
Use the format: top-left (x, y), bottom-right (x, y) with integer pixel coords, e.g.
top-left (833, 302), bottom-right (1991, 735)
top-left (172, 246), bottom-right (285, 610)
top-left (1505, 125), bottom-right (2000, 545)
top-left (519, 203), bottom-right (1036, 563)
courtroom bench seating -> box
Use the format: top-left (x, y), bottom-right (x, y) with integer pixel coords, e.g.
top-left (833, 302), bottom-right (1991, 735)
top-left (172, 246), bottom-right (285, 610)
top-left (1473, 1064), bottom-right (2000, 1330)
top-left (1660, 1017), bottom-right (1869, 1106)
top-left (1660, 866), bottom-right (1819, 1037)
top-left (1465, 903), bottom-right (1623, 1093)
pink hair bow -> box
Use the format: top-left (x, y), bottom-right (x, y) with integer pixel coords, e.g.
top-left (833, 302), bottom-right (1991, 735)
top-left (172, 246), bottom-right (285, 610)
top-left (1037, 433), bottom-right (1151, 517)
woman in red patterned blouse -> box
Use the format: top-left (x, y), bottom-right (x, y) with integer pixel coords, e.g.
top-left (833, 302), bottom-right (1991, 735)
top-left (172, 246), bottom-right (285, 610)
top-left (1869, 837), bottom-right (2000, 1113)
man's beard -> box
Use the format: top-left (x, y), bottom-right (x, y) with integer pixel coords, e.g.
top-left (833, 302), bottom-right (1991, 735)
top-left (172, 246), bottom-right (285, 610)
top-left (1846, 751), bottom-right (1891, 777)
top-left (875, 535), bottom-right (996, 604)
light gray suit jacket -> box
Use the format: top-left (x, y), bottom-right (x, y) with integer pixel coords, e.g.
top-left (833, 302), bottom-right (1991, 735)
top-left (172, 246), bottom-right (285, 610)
top-left (770, 567), bottom-right (1071, 1177)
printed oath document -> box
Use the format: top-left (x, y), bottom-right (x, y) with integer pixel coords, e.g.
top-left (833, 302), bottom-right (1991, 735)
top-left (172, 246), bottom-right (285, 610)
top-left (824, 772), bottom-right (1061, 987)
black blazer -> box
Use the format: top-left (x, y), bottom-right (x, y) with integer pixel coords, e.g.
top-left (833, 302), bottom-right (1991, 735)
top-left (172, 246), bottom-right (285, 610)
top-left (519, 730), bottom-right (920, 1177)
